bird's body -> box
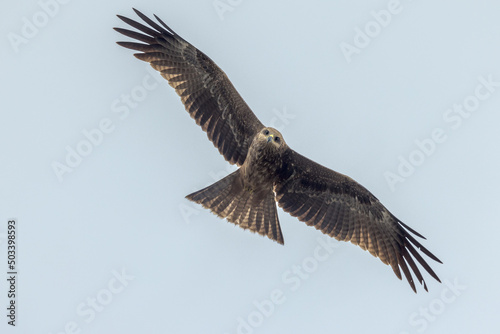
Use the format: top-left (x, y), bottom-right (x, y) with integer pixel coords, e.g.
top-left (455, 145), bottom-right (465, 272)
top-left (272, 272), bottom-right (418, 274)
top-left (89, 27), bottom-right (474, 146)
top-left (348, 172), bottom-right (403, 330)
top-left (115, 9), bottom-right (442, 292)
top-left (187, 128), bottom-right (288, 245)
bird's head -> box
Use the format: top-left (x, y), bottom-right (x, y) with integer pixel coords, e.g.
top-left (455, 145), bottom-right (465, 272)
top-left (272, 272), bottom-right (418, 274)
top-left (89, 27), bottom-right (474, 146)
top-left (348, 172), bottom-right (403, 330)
top-left (257, 127), bottom-right (286, 151)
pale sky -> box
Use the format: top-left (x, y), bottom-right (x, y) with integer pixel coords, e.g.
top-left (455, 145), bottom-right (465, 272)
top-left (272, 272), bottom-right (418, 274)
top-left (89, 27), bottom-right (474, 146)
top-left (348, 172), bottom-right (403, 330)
top-left (1, 0), bottom-right (499, 333)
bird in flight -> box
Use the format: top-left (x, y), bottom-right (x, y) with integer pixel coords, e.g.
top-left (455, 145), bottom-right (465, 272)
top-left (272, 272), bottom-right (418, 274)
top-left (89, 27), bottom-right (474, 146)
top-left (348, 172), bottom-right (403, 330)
top-left (115, 9), bottom-right (442, 292)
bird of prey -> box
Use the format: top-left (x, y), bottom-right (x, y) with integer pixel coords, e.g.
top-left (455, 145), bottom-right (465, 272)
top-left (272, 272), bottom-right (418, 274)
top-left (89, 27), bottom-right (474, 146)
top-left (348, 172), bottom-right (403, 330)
top-left (115, 9), bottom-right (442, 292)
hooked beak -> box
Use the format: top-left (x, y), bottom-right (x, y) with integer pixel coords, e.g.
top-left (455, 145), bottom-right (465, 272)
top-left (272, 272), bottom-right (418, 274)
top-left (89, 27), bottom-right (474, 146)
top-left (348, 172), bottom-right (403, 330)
top-left (266, 134), bottom-right (274, 143)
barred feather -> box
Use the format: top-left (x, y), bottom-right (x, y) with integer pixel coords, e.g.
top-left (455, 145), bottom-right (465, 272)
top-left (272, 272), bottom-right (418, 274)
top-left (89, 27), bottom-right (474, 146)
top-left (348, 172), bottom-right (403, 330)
top-left (186, 170), bottom-right (283, 244)
top-left (115, 9), bottom-right (263, 166)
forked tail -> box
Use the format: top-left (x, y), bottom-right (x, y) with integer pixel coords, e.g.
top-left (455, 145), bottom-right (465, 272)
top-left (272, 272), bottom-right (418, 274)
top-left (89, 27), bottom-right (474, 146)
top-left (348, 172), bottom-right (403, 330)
top-left (186, 170), bottom-right (284, 244)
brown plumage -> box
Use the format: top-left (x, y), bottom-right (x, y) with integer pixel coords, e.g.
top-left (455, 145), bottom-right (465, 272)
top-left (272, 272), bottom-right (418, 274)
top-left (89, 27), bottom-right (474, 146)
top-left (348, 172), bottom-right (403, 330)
top-left (115, 9), bottom-right (442, 293)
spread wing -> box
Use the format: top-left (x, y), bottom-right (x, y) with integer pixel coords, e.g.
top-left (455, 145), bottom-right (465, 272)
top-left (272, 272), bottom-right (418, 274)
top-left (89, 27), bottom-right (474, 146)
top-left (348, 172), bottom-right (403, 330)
top-left (274, 149), bottom-right (442, 292)
top-left (114, 9), bottom-right (263, 166)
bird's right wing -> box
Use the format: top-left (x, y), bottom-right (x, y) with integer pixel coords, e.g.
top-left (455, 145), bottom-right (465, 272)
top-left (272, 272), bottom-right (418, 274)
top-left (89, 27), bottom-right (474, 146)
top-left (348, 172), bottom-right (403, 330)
top-left (274, 149), bottom-right (442, 292)
top-left (115, 9), bottom-right (263, 166)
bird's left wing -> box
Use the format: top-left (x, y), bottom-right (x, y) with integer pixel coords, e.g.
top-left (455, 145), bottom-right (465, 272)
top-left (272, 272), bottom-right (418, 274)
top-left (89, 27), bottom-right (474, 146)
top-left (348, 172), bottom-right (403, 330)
top-left (114, 9), bottom-right (263, 166)
top-left (274, 149), bottom-right (442, 292)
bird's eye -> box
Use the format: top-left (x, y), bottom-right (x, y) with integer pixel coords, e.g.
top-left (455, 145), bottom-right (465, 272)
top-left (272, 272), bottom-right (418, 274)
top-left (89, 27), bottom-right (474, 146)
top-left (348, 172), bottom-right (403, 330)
top-left (263, 129), bottom-right (270, 135)
top-left (274, 136), bottom-right (280, 143)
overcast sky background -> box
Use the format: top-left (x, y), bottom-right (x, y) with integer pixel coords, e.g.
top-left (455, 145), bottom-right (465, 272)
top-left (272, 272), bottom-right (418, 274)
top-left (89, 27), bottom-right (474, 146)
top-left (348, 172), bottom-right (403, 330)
top-left (1, 0), bottom-right (499, 333)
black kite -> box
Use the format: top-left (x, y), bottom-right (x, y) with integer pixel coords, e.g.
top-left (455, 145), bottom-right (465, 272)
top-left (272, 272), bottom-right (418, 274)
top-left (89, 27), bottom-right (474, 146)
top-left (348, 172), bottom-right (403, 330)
top-left (115, 9), bottom-right (442, 292)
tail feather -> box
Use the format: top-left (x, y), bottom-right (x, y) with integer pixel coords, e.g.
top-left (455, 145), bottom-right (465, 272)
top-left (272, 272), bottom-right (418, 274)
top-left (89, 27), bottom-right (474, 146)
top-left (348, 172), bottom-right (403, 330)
top-left (186, 170), bottom-right (284, 244)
